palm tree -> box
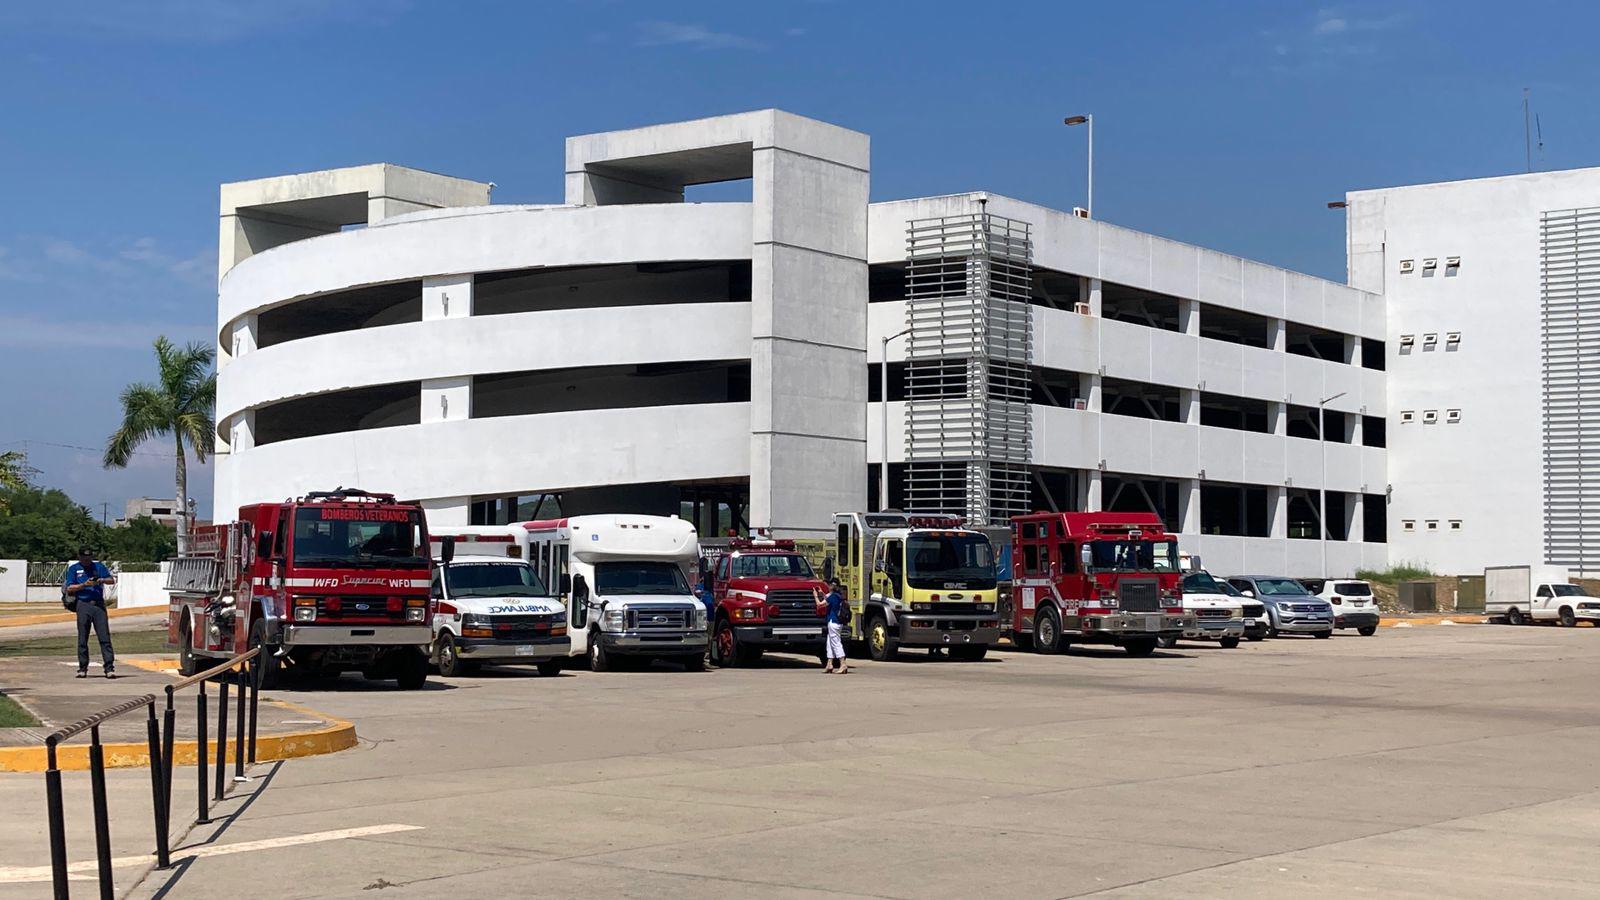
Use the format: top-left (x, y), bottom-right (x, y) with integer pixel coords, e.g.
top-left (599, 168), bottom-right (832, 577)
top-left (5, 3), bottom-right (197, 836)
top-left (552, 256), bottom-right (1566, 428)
top-left (104, 337), bottom-right (216, 552)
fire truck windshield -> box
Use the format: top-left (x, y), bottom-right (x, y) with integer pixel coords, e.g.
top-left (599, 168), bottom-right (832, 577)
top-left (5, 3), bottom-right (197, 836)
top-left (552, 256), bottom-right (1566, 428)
top-left (291, 508), bottom-right (427, 568)
top-left (731, 554), bottom-right (815, 579)
top-left (595, 561), bottom-right (691, 596)
top-left (905, 534), bottom-right (996, 589)
top-left (1086, 540), bottom-right (1179, 573)
top-left (445, 562), bottom-right (546, 598)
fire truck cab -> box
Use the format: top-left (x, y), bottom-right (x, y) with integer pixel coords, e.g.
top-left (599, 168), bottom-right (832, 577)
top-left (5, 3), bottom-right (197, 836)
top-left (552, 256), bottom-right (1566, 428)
top-left (1008, 512), bottom-right (1192, 657)
top-left (523, 515), bottom-right (708, 672)
top-left (166, 489), bottom-right (433, 688)
top-left (701, 538), bottom-right (828, 667)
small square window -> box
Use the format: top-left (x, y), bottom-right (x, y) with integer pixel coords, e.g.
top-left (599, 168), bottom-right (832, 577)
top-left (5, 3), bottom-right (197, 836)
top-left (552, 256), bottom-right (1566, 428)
top-left (1400, 410), bottom-right (1415, 424)
top-left (1450, 520), bottom-right (1463, 531)
top-left (1427, 520), bottom-right (1439, 531)
top-left (1423, 333), bottom-right (1438, 348)
top-left (1446, 409), bottom-right (1461, 423)
top-left (1446, 332), bottom-right (1461, 344)
top-left (1403, 520), bottom-right (1416, 532)
top-left (1400, 334), bottom-right (1416, 347)
top-left (1422, 410), bottom-right (1439, 424)
top-left (1446, 256), bottom-right (1461, 269)
top-left (1400, 259), bottom-right (1415, 274)
top-left (1422, 258), bottom-right (1438, 270)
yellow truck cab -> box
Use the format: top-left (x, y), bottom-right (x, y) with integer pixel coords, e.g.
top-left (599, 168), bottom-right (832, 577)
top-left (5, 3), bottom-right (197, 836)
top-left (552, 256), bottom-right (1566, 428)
top-left (831, 512), bottom-right (1002, 661)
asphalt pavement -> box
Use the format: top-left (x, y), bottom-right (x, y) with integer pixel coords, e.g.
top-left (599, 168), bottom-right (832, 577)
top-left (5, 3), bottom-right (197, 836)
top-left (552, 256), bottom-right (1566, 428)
top-left (4, 624), bottom-right (1599, 898)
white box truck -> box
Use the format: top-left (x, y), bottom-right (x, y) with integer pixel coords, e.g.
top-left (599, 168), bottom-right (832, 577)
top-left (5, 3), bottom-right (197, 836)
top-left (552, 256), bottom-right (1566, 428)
top-left (1485, 565), bottom-right (1599, 627)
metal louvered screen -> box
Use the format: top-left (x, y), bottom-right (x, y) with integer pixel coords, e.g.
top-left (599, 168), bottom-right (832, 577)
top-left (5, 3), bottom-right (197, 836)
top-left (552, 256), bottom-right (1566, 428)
top-left (1541, 207), bottom-right (1600, 575)
top-left (902, 212), bottom-right (1033, 525)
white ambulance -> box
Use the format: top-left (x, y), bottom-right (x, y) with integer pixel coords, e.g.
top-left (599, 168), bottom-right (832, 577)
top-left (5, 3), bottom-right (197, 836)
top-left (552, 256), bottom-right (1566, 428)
top-left (426, 527), bottom-right (576, 677)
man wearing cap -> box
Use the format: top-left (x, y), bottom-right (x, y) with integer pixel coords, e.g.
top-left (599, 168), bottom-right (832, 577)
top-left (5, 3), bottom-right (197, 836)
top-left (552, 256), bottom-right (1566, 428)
top-left (63, 548), bottom-right (117, 679)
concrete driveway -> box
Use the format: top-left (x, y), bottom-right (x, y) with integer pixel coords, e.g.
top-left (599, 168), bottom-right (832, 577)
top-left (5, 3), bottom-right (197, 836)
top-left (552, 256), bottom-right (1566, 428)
top-left (8, 624), bottom-right (1599, 898)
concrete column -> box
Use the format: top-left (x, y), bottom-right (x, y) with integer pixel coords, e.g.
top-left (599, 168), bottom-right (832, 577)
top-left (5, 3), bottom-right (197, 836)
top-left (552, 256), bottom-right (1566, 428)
top-left (1082, 469), bottom-right (1103, 511)
top-left (1181, 478), bottom-right (1202, 534)
top-left (1181, 389), bottom-right (1200, 425)
top-left (421, 497), bottom-right (471, 528)
top-left (1082, 373), bottom-right (1103, 412)
top-left (228, 409), bottom-right (256, 452)
top-left (1086, 278), bottom-right (1104, 316)
top-left (228, 314), bottom-right (258, 362)
top-left (1348, 492), bottom-right (1365, 543)
top-left (1348, 412), bottom-right (1363, 446)
top-left (421, 376), bottom-right (472, 424)
top-left (1270, 486), bottom-right (1287, 539)
top-left (1346, 334), bottom-right (1361, 367)
top-left (1269, 318), bottom-right (1286, 353)
top-left (1270, 401), bottom-right (1287, 436)
top-left (422, 275), bottom-right (473, 320)
top-left (1179, 298), bottom-right (1200, 336)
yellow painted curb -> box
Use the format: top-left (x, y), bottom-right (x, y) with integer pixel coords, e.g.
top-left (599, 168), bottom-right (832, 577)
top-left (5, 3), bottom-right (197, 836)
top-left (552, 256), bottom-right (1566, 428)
top-left (0, 607), bottom-right (166, 629)
top-left (1381, 615), bottom-right (1488, 627)
top-left (0, 666), bottom-right (358, 773)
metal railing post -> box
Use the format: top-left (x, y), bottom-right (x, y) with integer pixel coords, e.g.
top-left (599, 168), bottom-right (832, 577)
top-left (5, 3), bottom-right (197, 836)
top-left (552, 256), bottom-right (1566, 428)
top-left (88, 726), bottom-right (113, 900)
top-left (45, 741), bottom-right (68, 900)
top-left (196, 683), bottom-right (210, 825)
top-left (159, 692), bottom-right (175, 867)
top-left (145, 701), bottom-right (169, 870)
top-left (233, 666), bottom-right (246, 780)
top-left (213, 676), bottom-right (229, 803)
top-left (247, 662), bottom-right (259, 765)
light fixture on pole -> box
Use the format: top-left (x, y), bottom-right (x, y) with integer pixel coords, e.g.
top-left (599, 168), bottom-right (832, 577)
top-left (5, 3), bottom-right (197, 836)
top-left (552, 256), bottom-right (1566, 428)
top-left (1318, 391), bottom-right (1348, 577)
top-left (880, 327), bottom-right (912, 512)
top-left (1063, 114), bottom-right (1093, 219)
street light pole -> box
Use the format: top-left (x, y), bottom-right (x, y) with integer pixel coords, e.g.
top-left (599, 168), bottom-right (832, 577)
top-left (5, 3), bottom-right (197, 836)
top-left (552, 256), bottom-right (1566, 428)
top-left (1319, 391), bottom-right (1348, 576)
top-left (880, 328), bottom-right (912, 512)
top-left (1063, 114), bottom-right (1093, 218)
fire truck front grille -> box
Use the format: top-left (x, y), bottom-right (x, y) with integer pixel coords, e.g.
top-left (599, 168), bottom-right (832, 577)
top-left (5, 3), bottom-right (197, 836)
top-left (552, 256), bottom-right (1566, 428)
top-left (767, 590), bottom-right (821, 619)
top-left (627, 607), bottom-right (691, 630)
top-left (1118, 581), bottom-right (1162, 612)
top-left (317, 598), bottom-right (406, 622)
top-left (1196, 607), bottom-right (1230, 619)
top-left (1241, 603), bottom-right (1265, 618)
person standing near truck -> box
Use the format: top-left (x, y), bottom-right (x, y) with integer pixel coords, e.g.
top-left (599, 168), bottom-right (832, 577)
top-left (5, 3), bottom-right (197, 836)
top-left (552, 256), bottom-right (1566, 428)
top-left (63, 547), bottom-right (117, 679)
top-left (814, 579), bottom-right (849, 674)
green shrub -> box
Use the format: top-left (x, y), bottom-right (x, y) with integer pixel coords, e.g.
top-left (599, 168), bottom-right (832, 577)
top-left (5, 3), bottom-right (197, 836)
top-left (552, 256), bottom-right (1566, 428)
top-left (1355, 563), bottom-right (1437, 585)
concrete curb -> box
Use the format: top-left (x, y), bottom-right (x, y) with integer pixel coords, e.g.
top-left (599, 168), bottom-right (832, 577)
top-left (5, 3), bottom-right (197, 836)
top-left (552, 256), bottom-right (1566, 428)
top-left (0, 607), bottom-right (166, 629)
top-left (0, 660), bottom-right (358, 773)
top-left (1381, 615), bottom-right (1488, 627)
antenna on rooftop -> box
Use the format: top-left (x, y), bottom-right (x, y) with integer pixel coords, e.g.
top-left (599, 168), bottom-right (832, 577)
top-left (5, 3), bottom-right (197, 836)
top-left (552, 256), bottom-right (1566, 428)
top-left (1523, 88), bottom-right (1532, 173)
top-left (1536, 112), bottom-right (1545, 169)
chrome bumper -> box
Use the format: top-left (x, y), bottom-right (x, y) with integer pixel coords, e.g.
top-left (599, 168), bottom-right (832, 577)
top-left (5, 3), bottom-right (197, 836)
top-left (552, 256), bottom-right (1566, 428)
top-left (600, 630), bottom-right (708, 654)
top-left (1076, 613), bottom-right (1193, 635)
top-left (282, 624), bottom-right (431, 647)
top-left (1184, 618), bottom-right (1246, 639)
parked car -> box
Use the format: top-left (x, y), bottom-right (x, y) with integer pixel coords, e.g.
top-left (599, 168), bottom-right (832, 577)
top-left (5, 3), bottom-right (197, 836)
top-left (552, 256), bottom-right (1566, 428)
top-left (1299, 578), bottom-right (1381, 635)
top-left (1225, 576), bottom-right (1333, 638)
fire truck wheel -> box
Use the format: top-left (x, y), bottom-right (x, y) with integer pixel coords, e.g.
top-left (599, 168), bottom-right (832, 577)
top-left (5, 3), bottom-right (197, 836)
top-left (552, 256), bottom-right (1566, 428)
top-left (867, 614), bottom-right (899, 662)
top-left (178, 619), bottom-right (198, 677)
top-left (249, 619), bottom-right (280, 690)
top-left (1219, 636), bottom-right (1241, 649)
top-left (1033, 607), bottom-right (1062, 655)
top-left (435, 633), bottom-right (470, 677)
top-left (1123, 637), bottom-right (1157, 657)
top-left (588, 632), bottom-right (612, 672)
top-left (1155, 634), bottom-right (1178, 650)
top-left (712, 620), bottom-right (738, 667)
top-left (396, 649), bottom-right (429, 690)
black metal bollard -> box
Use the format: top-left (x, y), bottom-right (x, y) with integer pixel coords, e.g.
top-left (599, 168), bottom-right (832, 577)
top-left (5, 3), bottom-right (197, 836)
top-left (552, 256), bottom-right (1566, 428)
top-left (160, 695), bottom-right (175, 866)
top-left (88, 726), bottom-right (113, 900)
top-left (45, 742), bottom-right (68, 900)
top-left (145, 701), bottom-right (169, 870)
top-left (214, 677), bottom-right (229, 803)
top-left (234, 666), bottom-right (246, 780)
top-left (196, 683), bottom-right (210, 825)
top-left (247, 665), bottom-right (259, 765)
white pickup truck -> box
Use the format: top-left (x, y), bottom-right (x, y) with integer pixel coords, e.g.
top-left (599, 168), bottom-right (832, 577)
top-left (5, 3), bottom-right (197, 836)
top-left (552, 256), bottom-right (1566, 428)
top-left (1486, 565), bottom-right (1600, 627)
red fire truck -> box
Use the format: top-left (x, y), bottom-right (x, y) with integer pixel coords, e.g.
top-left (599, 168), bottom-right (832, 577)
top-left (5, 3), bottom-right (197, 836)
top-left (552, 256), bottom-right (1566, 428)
top-left (700, 538), bottom-right (828, 667)
top-left (1007, 512), bottom-right (1192, 657)
top-left (165, 488), bottom-right (433, 689)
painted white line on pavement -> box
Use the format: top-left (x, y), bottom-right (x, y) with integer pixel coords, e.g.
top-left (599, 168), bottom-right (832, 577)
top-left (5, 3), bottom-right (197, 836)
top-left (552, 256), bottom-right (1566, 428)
top-left (0, 824), bottom-right (423, 883)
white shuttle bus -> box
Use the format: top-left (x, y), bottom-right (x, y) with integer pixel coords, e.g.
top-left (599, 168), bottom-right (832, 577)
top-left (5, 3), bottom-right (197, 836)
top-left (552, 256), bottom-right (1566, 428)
top-left (524, 515), bottom-right (707, 672)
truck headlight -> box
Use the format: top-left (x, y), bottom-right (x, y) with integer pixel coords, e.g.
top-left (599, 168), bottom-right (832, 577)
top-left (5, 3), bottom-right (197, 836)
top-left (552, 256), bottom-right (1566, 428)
top-left (405, 607), bottom-right (426, 623)
top-left (694, 606), bottom-right (708, 629)
top-left (293, 606), bottom-right (316, 622)
top-left (603, 610), bottom-right (624, 630)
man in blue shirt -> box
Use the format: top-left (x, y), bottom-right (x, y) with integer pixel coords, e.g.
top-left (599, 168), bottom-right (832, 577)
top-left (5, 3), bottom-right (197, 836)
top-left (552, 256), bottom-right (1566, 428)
top-left (63, 548), bottom-right (117, 679)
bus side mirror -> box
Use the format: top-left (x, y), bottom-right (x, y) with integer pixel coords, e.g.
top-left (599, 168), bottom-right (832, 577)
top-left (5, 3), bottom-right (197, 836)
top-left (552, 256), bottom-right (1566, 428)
top-left (440, 536), bottom-right (456, 566)
top-left (256, 531), bottom-right (273, 561)
top-left (559, 573), bottom-right (572, 596)
top-left (1080, 545), bottom-right (1093, 569)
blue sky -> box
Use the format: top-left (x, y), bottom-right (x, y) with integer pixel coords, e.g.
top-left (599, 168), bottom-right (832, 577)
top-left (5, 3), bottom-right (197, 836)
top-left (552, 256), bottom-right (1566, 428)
top-left (2, 0), bottom-right (1596, 520)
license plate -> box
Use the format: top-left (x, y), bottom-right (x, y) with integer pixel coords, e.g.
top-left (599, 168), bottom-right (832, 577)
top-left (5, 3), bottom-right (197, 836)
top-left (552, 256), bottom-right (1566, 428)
top-left (514, 645), bottom-right (536, 656)
top-left (1145, 618), bottom-right (1160, 632)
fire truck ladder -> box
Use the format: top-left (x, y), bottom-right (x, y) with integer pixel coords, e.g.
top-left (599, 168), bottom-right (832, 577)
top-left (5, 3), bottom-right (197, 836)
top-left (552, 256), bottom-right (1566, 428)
top-left (902, 211), bottom-right (1033, 525)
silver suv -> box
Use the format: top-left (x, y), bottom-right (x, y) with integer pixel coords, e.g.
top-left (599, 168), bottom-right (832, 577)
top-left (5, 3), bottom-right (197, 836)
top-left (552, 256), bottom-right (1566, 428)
top-left (1225, 576), bottom-right (1333, 638)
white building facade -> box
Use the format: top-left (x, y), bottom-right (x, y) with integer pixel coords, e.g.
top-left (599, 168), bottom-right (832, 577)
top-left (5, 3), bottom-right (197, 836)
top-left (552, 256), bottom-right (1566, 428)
top-left (215, 110), bottom-right (1388, 575)
top-left (1347, 167), bottom-right (1600, 576)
